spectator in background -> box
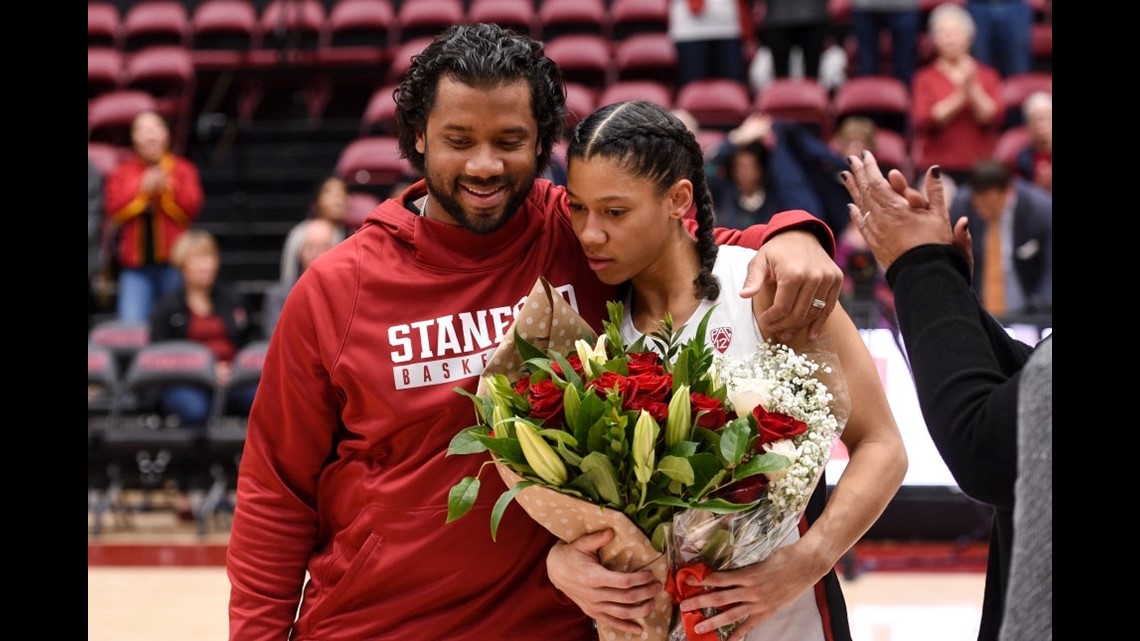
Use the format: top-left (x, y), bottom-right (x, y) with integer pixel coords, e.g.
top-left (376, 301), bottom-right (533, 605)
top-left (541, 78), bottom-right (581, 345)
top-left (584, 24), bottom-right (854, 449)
top-left (261, 218), bottom-right (337, 339)
top-left (965, 0), bottom-right (1033, 78)
top-left (757, 0), bottom-right (831, 81)
top-left (1014, 91), bottom-right (1051, 193)
top-left (89, 157), bottom-right (106, 330)
top-left (105, 111), bottom-right (204, 323)
top-left (711, 112), bottom-right (878, 235)
top-left (951, 158), bottom-right (1051, 319)
top-left (149, 228), bottom-right (255, 428)
top-left (850, 0), bottom-right (921, 86)
top-left (911, 3), bottom-right (1003, 185)
top-left (279, 175), bottom-right (350, 286)
top-left (667, 0), bottom-right (751, 89)
top-left (841, 153), bottom-right (1051, 641)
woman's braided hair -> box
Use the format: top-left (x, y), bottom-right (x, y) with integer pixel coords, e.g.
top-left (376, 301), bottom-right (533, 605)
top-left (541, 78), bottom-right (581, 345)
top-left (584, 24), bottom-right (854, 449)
top-left (566, 100), bottom-right (720, 301)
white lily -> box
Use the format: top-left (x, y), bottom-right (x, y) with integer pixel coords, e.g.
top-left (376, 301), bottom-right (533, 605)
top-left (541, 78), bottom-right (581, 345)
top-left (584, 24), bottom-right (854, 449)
top-left (575, 334), bottom-right (609, 379)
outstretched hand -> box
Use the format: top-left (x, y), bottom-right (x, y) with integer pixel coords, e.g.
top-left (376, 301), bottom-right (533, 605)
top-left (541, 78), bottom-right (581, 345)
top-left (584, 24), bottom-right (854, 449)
top-left (545, 529), bottom-right (662, 634)
top-left (839, 152), bottom-right (958, 271)
top-left (741, 230), bottom-right (843, 342)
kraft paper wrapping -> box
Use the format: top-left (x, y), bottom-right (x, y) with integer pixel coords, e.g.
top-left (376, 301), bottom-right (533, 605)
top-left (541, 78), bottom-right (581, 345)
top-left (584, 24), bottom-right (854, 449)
top-left (482, 277), bottom-right (675, 641)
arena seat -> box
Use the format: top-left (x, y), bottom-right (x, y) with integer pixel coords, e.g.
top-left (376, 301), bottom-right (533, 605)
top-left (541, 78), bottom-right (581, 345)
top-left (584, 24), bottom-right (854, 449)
top-left (466, 0), bottom-right (537, 39)
top-left (122, 0), bottom-right (191, 52)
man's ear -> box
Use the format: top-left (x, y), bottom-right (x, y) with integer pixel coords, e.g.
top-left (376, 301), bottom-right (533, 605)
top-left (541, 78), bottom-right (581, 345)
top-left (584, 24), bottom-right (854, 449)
top-left (668, 179), bottom-right (693, 220)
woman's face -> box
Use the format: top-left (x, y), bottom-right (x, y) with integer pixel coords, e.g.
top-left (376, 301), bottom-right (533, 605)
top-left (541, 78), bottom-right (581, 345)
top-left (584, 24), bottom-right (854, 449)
top-left (181, 248), bottom-right (219, 289)
top-left (731, 150), bottom-right (763, 192)
top-left (315, 179), bottom-right (348, 223)
top-left (932, 13), bottom-right (972, 61)
top-left (566, 156), bottom-right (689, 286)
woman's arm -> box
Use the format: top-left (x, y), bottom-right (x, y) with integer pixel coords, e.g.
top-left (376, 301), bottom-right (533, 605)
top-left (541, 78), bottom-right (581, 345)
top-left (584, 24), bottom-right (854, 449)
top-left (678, 296), bottom-right (907, 640)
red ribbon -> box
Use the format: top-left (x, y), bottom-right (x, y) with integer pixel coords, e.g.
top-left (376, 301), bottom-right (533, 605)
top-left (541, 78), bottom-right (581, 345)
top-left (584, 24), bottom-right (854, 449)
top-left (665, 563), bottom-right (720, 641)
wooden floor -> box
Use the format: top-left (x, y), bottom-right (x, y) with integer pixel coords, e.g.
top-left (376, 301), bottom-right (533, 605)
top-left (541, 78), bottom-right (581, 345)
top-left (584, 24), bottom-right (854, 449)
top-left (88, 494), bottom-right (987, 641)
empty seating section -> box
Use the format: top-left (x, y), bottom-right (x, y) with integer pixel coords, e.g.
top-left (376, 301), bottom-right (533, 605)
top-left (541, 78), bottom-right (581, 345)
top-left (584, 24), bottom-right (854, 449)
top-left (122, 1), bottom-right (190, 52)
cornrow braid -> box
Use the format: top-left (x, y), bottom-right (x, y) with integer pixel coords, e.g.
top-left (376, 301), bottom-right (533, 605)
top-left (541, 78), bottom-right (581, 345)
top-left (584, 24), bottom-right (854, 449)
top-left (567, 100), bottom-right (720, 301)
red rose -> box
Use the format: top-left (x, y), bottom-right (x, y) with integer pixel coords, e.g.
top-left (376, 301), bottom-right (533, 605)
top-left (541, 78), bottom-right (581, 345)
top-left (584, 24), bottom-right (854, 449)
top-left (627, 396), bottom-right (669, 422)
top-left (627, 351), bottom-right (664, 376)
top-left (514, 378), bottom-right (530, 396)
top-left (526, 379), bottom-right (565, 422)
top-left (629, 372), bottom-right (672, 402)
top-left (752, 406), bottom-right (807, 445)
top-left (591, 371), bottom-right (636, 399)
top-left (690, 393), bottom-right (728, 428)
top-left (713, 474), bottom-right (769, 504)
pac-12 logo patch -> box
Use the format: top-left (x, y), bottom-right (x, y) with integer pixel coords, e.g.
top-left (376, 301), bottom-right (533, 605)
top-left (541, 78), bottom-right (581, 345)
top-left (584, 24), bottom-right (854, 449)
top-left (710, 327), bottom-right (733, 354)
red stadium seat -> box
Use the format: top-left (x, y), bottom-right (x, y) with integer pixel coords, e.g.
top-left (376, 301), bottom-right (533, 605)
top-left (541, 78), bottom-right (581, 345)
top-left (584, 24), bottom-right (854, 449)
top-left (832, 75), bottom-right (911, 136)
top-left (1031, 23), bottom-right (1051, 73)
top-left (123, 46), bottom-right (196, 153)
top-left (257, 0), bottom-right (326, 54)
top-left (316, 0), bottom-right (397, 118)
top-left (870, 129), bottom-right (911, 178)
top-left (755, 78), bottom-right (831, 137)
top-left (336, 136), bottom-right (418, 197)
top-left (538, 0), bottom-right (607, 41)
top-left (674, 78), bottom-right (752, 131)
top-left (394, 0), bottom-right (465, 43)
top-left (240, 0), bottom-right (328, 121)
top-left (122, 1), bottom-right (190, 52)
top-left (88, 142), bottom-right (132, 179)
top-left (89, 47), bottom-right (126, 102)
top-left (1000, 72), bottom-right (1052, 127)
top-left (597, 80), bottom-right (673, 109)
top-left (544, 34), bottom-right (613, 88)
top-left (467, 0), bottom-right (538, 39)
top-left (321, 0), bottom-right (394, 62)
top-left (360, 83), bottom-right (399, 136)
top-left (190, 0), bottom-right (259, 70)
top-left (563, 82), bottom-right (599, 131)
top-left (89, 3), bottom-right (122, 49)
top-left (386, 36), bottom-right (435, 84)
top-left (612, 32), bottom-right (677, 87)
top-left (993, 126), bottom-right (1032, 168)
top-left (88, 90), bottom-right (160, 149)
top-left (608, 0), bottom-right (669, 40)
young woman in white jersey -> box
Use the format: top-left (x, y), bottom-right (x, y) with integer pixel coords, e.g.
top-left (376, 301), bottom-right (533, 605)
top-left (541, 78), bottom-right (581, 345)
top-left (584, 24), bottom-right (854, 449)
top-left (545, 100), bottom-right (909, 641)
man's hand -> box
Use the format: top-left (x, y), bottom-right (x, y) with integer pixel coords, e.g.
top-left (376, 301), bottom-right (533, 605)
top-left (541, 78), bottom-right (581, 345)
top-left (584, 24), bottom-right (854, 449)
top-left (839, 152), bottom-right (953, 271)
top-left (545, 530), bottom-right (662, 634)
top-left (741, 230), bottom-right (842, 342)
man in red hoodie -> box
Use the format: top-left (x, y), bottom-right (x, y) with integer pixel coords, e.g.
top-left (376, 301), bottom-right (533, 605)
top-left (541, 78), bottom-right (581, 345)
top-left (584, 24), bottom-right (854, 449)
top-left (227, 23), bottom-right (844, 641)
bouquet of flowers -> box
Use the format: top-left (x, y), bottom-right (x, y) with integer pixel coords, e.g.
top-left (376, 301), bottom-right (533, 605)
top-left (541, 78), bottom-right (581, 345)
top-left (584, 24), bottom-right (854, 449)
top-left (445, 277), bottom-right (849, 641)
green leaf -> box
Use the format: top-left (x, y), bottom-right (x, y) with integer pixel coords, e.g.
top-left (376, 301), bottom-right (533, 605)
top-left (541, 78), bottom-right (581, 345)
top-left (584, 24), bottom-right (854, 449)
top-left (513, 327), bottom-right (548, 366)
top-left (472, 433), bottom-right (525, 465)
top-left (656, 455), bottom-right (695, 486)
top-left (719, 418), bottom-right (753, 465)
top-left (454, 385), bottom-right (495, 424)
top-left (690, 496), bottom-right (761, 514)
top-left (446, 476), bottom-right (480, 523)
top-left (490, 480), bottom-right (532, 541)
top-left (735, 452), bottom-right (791, 479)
top-left (672, 349), bottom-right (691, 389)
top-left (670, 441), bottom-right (699, 457)
top-left (580, 452), bottom-right (622, 505)
top-left (550, 350), bottom-right (583, 389)
top-left (447, 426), bottom-right (491, 456)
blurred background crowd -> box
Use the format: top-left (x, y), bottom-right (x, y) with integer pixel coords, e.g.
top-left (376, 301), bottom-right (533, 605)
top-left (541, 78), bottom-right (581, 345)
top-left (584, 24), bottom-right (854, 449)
top-left (88, 0), bottom-right (1051, 528)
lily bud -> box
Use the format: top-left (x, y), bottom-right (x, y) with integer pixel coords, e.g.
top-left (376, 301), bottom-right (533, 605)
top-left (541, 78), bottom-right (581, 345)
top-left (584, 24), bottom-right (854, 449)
top-left (665, 384), bottom-right (692, 447)
top-left (632, 410), bottom-right (658, 485)
top-left (516, 420), bottom-right (568, 486)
